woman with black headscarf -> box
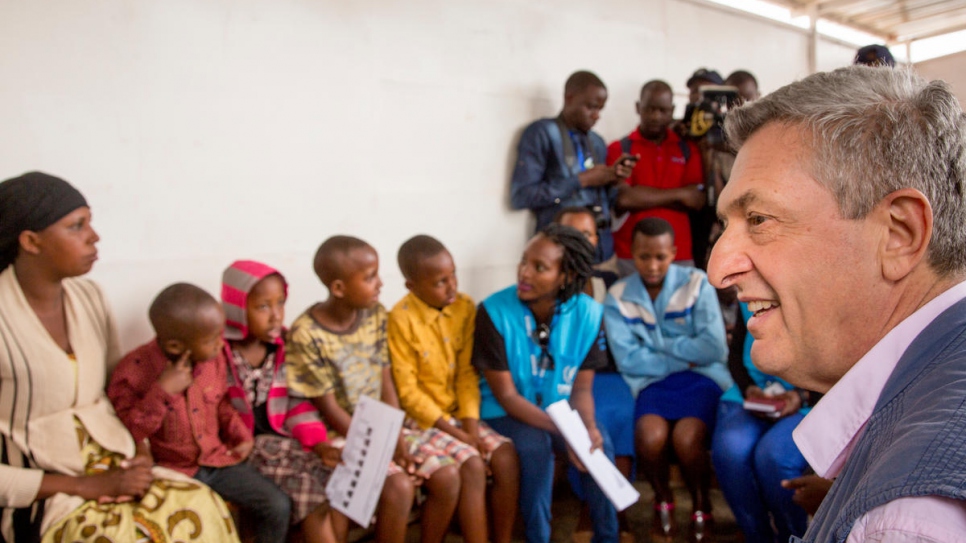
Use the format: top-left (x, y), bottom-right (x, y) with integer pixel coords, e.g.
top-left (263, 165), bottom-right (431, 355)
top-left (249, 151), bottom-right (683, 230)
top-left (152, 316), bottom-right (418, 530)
top-left (0, 172), bottom-right (240, 542)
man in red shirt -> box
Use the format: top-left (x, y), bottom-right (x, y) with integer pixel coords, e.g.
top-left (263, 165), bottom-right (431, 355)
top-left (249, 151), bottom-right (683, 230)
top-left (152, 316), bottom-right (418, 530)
top-left (607, 80), bottom-right (705, 275)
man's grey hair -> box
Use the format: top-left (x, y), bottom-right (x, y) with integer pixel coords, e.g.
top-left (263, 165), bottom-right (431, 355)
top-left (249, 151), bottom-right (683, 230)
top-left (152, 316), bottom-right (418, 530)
top-left (724, 65), bottom-right (966, 275)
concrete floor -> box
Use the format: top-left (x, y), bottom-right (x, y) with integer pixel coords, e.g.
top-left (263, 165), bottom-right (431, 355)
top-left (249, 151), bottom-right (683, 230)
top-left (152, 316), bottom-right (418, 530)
top-left (401, 472), bottom-right (743, 543)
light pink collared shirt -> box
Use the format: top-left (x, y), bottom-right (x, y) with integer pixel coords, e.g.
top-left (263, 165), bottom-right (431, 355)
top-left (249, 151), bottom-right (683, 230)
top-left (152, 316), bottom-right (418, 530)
top-left (794, 280), bottom-right (966, 543)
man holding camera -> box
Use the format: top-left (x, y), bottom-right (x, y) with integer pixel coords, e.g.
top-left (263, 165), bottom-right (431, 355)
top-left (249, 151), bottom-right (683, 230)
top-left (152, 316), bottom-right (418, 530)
top-left (608, 80), bottom-right (705, 276)
top-left (510, 70), bottom-right (635, 265)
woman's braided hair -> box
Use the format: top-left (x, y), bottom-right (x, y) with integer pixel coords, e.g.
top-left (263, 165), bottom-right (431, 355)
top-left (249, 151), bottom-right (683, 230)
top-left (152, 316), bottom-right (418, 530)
top-left (539, 223), bottom-right (595, 304)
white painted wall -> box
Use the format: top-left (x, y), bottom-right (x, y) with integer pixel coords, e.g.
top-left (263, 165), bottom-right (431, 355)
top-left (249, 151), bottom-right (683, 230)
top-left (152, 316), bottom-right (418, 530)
top-left (916, 51), bottom-right (966, 107)
top-left (0, 0), bottom-right (856, 351)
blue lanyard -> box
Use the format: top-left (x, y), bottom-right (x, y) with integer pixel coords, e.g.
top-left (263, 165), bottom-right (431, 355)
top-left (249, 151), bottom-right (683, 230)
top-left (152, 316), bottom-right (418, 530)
top-left (569, 131), bottom-right (594, 172)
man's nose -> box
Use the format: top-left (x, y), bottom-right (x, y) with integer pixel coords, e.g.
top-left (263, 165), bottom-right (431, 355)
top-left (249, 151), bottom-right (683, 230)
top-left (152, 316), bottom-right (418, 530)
top-left (708, 225), bottom-right (753, 290)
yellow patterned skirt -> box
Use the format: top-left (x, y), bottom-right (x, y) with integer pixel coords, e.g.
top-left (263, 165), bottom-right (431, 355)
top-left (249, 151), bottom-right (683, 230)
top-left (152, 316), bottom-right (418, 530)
top-left (42, 420), bottom-right (240, 543)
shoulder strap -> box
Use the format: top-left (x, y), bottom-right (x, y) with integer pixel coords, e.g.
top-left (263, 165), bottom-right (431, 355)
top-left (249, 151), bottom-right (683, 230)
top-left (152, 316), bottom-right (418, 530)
top-left (679, 139), bottom-right (691, 162)
top-left (555, 117), bottom-right (577, 170)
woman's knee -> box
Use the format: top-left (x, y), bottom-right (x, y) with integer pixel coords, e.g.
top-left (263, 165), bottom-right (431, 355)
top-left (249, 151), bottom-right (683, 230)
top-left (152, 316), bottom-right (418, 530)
top-left (635, 415), bottom-right (670, 455)
top-left (671, 418), bottom-right (709, 462)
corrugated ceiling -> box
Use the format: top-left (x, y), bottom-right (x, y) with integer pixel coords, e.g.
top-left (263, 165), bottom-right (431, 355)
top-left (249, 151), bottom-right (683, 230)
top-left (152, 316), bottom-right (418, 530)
top-left (776, 0), bottom-right (966, 42)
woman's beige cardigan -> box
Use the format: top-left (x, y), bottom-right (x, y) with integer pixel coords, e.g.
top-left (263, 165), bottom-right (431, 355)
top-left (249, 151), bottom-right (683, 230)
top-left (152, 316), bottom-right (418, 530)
top-left (0, 266), bottom-right (134, 537)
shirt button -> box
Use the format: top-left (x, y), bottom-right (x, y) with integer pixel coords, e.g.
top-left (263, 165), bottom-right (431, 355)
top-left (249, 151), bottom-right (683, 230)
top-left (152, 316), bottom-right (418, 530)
top-left (554, 198), bottom-right (561, 204)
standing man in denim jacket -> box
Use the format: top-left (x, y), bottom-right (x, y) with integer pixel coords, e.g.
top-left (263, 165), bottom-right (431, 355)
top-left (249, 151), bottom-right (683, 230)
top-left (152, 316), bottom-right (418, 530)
top-left (510, 70), bottom-right (636, 267)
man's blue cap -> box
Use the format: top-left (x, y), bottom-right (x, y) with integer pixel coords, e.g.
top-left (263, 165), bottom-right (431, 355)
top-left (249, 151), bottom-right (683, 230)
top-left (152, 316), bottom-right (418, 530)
top-left (687, 68), bottom-right (725, 87)
top-left (854, 44), bottom-right (896, 67)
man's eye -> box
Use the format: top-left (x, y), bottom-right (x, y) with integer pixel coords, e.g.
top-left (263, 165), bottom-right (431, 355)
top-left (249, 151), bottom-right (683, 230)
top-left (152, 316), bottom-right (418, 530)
top-left (748, 214), bottom-right (768, 226)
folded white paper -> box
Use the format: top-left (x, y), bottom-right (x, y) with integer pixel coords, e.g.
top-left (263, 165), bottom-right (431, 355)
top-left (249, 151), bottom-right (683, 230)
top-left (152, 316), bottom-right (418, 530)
top-left (546, 400), bottom-right (640, 512)
top-left (325, 395), bottom-right (405, 526)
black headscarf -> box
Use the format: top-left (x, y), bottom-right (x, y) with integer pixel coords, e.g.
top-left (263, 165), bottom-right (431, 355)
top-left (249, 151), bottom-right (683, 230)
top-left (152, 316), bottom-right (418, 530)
top-left (0, 172), bottom-right (88, 270)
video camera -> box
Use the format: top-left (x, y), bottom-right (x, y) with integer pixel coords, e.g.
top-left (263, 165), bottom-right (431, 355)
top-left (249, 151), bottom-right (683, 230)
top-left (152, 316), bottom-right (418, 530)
top-left (683, 85), bottom-right (740, 147)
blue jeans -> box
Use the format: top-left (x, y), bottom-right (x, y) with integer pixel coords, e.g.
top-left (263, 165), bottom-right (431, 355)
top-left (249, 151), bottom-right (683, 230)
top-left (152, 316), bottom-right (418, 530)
top-left (711, 401), bottom-right (808, 543)
top-left (195, 462), bottom-right (291, 543)
top-left (486, 416), bottom-right (618, 543)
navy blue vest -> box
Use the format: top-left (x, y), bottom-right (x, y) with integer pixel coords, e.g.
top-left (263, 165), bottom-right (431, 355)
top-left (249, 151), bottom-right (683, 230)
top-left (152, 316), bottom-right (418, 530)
top-left (795, 296), bottom-right (966, 542)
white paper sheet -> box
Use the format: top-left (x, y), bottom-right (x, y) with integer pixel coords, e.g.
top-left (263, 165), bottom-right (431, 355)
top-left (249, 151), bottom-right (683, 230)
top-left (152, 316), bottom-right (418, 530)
top-left (546, 400), bottom-right (640, 512)
top-left (325, 395), bottom-right (405, 526)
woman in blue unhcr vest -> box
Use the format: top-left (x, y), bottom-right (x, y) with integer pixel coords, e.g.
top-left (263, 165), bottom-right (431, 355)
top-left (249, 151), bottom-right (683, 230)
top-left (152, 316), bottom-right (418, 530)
top-left (471, 224), bottom-right (619, 543)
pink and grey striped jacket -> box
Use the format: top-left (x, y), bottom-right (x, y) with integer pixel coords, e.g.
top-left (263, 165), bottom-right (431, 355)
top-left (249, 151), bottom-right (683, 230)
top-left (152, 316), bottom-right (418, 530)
top-left (222, 259), bottom-right (328, 451)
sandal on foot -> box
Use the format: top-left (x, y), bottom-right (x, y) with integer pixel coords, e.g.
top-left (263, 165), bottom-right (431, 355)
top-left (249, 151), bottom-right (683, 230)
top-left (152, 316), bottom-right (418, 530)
top-left (652, 501), bottom-right (676, 538)
top-left (689, 510), bottom-right (714, 542)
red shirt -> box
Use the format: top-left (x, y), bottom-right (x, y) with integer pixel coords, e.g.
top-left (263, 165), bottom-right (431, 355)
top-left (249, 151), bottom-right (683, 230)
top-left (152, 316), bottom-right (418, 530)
top-left (607, 128), bottom-right (703, 260)
top-left (108, 340), bottom-right (252, 476)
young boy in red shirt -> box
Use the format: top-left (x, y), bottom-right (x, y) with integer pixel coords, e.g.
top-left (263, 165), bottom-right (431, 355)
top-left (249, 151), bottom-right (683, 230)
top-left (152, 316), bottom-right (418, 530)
top-left (108, 283), bottom-right (291, 543)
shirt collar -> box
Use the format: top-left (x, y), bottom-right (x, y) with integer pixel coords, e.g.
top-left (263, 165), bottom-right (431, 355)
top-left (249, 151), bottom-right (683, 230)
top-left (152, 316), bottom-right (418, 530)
top-left (405, 291), bottom-right (449, 324)
top-left (630, 126), bottom-right (678, 146)
top-left (794, 279), bottom-right (966, 478)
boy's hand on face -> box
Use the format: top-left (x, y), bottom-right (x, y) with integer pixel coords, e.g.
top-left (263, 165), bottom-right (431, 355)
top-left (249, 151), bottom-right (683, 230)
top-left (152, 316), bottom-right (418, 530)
top-left (158, 350), bottom-right (193, 395)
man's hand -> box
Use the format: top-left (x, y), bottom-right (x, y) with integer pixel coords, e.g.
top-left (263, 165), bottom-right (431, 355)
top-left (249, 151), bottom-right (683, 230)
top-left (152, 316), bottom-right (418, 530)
top-left (614, 154), bottom-right (638, 179)
top-left (158, 350), bottom-right (193, 395)
top-left (782, 475), bottom-right (833, 516)
top-left (229, 440), bottom-right (254, 461)
top-left (579, 154), bottom-right (637, 188)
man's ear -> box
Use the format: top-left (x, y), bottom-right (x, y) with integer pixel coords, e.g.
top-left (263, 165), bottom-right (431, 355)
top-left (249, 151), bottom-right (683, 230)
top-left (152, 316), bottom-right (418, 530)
top-left (878, 188), bottom-right (932, 282)
top-left (329, 279), bottom-right (346, 299)
top-left (162, 338), bottom-right (185, 358)
top-left (635, 101), bottom-right (641, 114)
top-left (17, 231), bottom-right (41, 256)
top-left (404, 279), bottom-right (415, 292)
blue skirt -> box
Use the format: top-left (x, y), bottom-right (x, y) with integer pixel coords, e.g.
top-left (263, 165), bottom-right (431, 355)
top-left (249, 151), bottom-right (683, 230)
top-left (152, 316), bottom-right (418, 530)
top-left (634, 371), bottom-right (723, 431)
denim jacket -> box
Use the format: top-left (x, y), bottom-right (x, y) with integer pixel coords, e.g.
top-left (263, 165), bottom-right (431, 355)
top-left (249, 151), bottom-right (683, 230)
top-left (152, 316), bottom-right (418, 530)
top-left (509, 117), bottom-right (616, 260)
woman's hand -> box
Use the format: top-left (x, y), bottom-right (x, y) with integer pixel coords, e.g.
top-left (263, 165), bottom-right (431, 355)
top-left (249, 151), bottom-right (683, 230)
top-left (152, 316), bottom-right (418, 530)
top-left (86, 462), bottom-right (154, 503)
top-left (587, 426), bottom-right (603, 453)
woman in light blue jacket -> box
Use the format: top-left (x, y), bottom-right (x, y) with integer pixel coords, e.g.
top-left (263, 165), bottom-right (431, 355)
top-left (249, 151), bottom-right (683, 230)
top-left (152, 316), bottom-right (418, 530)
top-left (604, 218), bottom-right (730, 539)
